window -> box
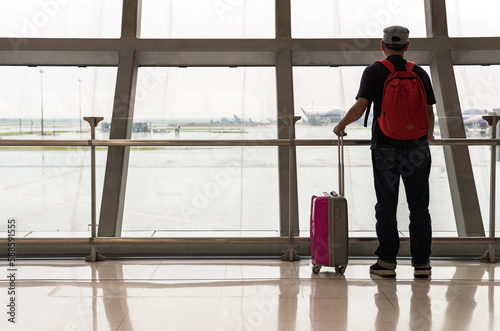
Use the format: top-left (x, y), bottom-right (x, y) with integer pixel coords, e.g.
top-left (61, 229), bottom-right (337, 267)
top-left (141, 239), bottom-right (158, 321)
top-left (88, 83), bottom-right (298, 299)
top-left (140, 0), bottom-right (275, 39)
top-left (124, 66), bottom-right (279, 236)
top-left (0, 0), bottom-right (122, 38)
top-left (447, 0), bottom-right (500, 37)
top-left (0, 66), bottom-right (116, 235)
top-left (454, 65), bottom-right (500, 230)
top-left (454, 66), bottom-right (500, 122)
top-left (0, 66), bottom-right (116, 139)
top-left (133, 67), bottom-right (277, 140)
top-left (293, 65), bottom-right (455, 235)
top-left (293, 66), bottom-right (369, 139)
top-left (291, 0), bottom-right (426, 39)
top-left (122, 146), bottom-right (280, 236)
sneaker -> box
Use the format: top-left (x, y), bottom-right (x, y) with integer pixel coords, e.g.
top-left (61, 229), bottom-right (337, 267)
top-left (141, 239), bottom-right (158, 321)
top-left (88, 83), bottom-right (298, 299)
top-left (370, 263), bottom-right (396, 278)
top-left (414, 266), bottom-right (432, 278)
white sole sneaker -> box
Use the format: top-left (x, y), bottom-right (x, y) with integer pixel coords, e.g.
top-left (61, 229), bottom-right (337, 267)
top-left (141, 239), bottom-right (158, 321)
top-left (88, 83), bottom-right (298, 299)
top-left (414, 268), bottom-right (431, 278)
top-left (370, 268), bottom-right (396, 278)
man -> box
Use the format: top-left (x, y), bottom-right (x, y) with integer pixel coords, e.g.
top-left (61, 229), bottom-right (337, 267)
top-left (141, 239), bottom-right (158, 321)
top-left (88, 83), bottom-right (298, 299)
top-left (333, 25), bottom-right (436, 278)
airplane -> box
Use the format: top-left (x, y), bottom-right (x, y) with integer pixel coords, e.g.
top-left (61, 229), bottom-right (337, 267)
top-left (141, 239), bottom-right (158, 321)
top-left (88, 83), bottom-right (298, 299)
top-left (461, 108), bottom-right (488, 135)
top-left (300, 107), bottom-right (345, 126)
top-left (300, 106), bottom-right (373, 126)
top-left (433, 108), bottom-right (488, 136)
top-left (232, 115), bottom-right (271, 125)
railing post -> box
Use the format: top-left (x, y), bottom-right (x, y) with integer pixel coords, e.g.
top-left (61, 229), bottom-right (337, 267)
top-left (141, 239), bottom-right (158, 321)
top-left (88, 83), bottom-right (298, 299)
top-left (495, 109), bottom-right (500, 161)
top-left (280, 115), bottom-right (301, 262)
top-left (480, 113), bottom-right (500, 263)
top-left (84, 116), bottom-right (106, 262)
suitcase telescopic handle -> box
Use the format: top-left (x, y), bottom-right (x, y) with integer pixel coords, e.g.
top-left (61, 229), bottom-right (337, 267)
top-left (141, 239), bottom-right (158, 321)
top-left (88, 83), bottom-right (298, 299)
top-left (338, 130), bottom-right (345, 196)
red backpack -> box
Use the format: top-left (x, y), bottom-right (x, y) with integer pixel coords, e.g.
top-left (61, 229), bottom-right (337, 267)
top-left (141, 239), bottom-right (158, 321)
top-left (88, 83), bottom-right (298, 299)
top-left (377, 60), bottom-right (428, 140)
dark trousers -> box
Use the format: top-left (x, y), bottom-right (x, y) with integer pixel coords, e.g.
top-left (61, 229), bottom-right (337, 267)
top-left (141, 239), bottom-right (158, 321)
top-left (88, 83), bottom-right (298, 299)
top-left (371, 145), bottom-right (432, 266)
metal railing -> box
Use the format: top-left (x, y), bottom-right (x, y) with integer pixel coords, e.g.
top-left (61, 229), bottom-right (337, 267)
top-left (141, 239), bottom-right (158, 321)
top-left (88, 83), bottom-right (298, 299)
top-left (1, 116), bottom-right (500, 261)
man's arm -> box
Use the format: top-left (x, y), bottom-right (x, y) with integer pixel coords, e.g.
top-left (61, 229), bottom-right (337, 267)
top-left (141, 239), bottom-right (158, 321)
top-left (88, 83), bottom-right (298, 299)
top-left (427, 104), bottom-right (435, 143)
top-left (333, 98), bottom-right (370, 136)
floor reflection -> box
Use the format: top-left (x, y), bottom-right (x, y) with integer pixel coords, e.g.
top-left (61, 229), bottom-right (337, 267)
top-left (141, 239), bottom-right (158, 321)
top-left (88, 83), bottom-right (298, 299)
top-left (440, 264), bottom-right (486, 331)
top-left (1, 259), bottom-right (499, 330)
top-left (373, 278), bottom-right (400, 331)
top-left (409, 280), bottom-right (432, 329)
top-left (95, 263), bottom-right (133, 331)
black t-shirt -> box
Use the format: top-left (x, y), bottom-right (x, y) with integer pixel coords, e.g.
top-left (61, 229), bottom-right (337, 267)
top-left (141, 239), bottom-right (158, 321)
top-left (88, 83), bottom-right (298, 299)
top-left (356, 55), bottom-right (436, 149)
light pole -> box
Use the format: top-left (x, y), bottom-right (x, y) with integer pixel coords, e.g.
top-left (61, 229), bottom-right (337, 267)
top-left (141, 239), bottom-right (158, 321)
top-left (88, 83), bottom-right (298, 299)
top-left (39, 69), bottom-right (44, 136)
top-left (78, 78), bottom-right (82, 132)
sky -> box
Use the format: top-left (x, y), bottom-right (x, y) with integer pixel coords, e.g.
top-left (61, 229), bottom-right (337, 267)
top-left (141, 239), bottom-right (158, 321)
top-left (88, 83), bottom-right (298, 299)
top-left (0, 0), bottom-right (499, 119)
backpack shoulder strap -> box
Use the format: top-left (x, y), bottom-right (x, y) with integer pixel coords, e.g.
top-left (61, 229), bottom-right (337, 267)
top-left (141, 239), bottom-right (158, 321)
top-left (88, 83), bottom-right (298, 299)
top-left (405, 61), bottom-right (415, 72)
top-left (363, 100), bottom-right (372, 128)
top-left (376, 60), bottom-right (395, 73)
top-left (364, 60), bottom-right (392, 127)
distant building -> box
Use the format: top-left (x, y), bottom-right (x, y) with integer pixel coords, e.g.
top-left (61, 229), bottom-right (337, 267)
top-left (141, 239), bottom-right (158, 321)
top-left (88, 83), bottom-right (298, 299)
top-left (101, 122), bottom-right (151, 133)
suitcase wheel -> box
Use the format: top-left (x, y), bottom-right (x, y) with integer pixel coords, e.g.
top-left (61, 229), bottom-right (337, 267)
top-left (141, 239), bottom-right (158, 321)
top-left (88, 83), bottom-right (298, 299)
top-left (335, 266), bottom-right (346, 274)
top-left (312, 265), bottom-right (322, 274)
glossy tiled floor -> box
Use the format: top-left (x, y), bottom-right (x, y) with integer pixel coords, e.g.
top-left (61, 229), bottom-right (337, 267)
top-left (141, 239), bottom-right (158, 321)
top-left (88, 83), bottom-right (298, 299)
top-left (1, 258), bottom-right (500, 330)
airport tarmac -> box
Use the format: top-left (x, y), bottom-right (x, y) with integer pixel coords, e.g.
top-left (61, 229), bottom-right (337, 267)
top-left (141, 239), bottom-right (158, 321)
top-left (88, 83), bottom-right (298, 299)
top-left (0, 124), bottom-right (498, 238)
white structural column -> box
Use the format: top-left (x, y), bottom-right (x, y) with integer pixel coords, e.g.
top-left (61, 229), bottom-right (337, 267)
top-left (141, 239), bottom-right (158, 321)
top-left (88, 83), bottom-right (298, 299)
top-left (276, 0), bottom-right (299, 237)
top-left (424, 0), bottom-right (485, 236)
top-left (98, 0), bottom-right (141, 237)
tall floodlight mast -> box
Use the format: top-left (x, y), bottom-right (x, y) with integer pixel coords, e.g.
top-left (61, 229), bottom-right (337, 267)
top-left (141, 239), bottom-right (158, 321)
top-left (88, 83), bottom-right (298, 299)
top-left (39, 69), bottom-right (45, 136)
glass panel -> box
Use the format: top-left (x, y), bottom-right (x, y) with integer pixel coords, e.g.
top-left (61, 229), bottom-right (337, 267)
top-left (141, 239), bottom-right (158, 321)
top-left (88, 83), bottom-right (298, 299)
top-left (0, 66), bottom-right (116, 236)
top-left (293, 66), bottom-right (370, 139)
top-left (0, 66), bottom-right (117, 140)
top-left (454, 65), bottom-right (500, 231)
top-left (447, 0), bottom-right (500, 37)
top-left (291, 0), bottom-right (426, 38)
top-left (469, 145), bottom-right (494, 233)
top-left (133, 67), bottom-right (277, 140)
top-left (0, 148), bottom-right (108, 236)
top-left (426, 146), bottom-right (456, 236)
top-left (296, 145), bottom-right (375, 236)
top-left (0, 0), bottom-right (122, 38)
top-left (454, 65), bottom-right (500, 137)
top-left (293, 65), bottom-right (434, 139)
top-left (294, 65), bottom-right (454, 235)
top-left (140, 0), bottom-right (275, 39)
top-left (297, 145), bottom-right (456, 236)
top-left (122, 147), bottom-right (279, 237)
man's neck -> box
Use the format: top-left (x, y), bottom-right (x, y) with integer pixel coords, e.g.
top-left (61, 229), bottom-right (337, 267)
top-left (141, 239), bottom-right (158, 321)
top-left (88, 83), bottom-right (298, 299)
top-left (385, 51), bottom-right (405, 57)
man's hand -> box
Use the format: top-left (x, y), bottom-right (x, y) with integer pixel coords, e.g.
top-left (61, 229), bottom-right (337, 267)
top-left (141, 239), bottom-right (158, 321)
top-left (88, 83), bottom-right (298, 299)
top-left (332, 98), bottom-right (369, 137)
top-left (333, 124), bottom-right (346, 137)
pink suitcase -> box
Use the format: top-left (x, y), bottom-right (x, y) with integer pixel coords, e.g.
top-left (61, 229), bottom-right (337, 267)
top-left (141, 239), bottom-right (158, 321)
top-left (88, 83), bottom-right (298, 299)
top-left (310, 134), bottom-right (348, 274)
